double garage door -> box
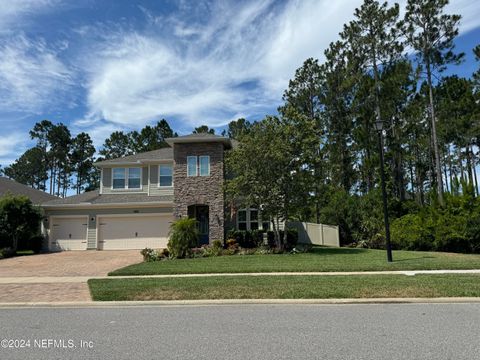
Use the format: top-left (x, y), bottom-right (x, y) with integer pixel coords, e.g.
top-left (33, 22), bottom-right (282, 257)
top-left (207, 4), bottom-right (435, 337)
top-left (49, 214), bottom-right (173, 251)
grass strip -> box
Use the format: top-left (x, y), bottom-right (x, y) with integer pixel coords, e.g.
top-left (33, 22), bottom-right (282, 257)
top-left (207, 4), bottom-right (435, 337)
top-left (109, 247), bottom-right (480, 276)
top-left (89, 274), bottom-right (480, 301)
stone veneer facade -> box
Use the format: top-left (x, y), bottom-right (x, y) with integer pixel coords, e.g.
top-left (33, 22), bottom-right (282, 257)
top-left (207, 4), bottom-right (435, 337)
top-left (173, 142), bottom-right (225, 242)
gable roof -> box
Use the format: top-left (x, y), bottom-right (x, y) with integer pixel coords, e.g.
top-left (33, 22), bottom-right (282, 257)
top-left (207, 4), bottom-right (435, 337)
top-left (94, 147), bottom-right (173, 167)
top-left (42, 190), bottom-right (173, 207)
top-left (0, 177), bottom-right (57, 204)
top-left (94, 134), bottom-right (232, 167)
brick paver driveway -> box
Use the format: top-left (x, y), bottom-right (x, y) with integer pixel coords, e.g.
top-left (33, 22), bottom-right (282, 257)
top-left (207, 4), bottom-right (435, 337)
top-left (0, 251), bottom-right (142, 302)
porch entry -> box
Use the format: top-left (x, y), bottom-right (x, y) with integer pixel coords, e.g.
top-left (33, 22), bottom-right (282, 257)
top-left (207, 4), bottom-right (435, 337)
top-left (188, 205), bottom-right (209, 245)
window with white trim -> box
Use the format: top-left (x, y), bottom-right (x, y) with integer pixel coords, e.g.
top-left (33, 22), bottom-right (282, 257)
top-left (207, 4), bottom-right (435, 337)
top-left (112, 167), bottom-right (141, 190)
top-left (237, 208), bottom-right (269, 231)
top-left (249, 209), bottom-right (259, 230)
top-left (199, 155), bottom-right (210, 176)
top-left (187, 156), bottom-right (197, 177)
top-left (159, 164), bottom-right (173, 187)
top-left (128, 168), bottom-right (141, 189)
top-left (238, 210), bottom-right (247, 230)
top-left (112, 168), bottom-right (126, 189)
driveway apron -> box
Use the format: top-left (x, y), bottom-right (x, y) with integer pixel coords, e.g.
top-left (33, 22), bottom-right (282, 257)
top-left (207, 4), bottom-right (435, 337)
top-left (0, 251), bottom-right (142, 302)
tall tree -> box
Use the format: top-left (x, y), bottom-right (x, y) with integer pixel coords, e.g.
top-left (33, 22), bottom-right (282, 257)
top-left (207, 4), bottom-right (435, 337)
top-left (47, 123), bottom-right (72, 197)
top-left (222, 118), bottom-right (252, 139)
top-left (193, 125), bottom-right (215, 134)
top-left (129, 119), bottom-right (175, 153)
top-left (99, 131), bottom-right (132, 160)
top-left (341, 0), bottom-right (403, 194)
top-left (70, 132), bottom-right (96, 194)
top-left (280, 57), bottom-right (325, 222)
top-left (323, 41), bottom-right (356, 193)
top-left (436, 76), bottom-right (478, 195)
top-left (3, 148), bottom-right (48, 189)
top-left (226, 116), bottom-right (306, 245)
top-left (403, 0), bottom-right (464, 206)
top-left (29, 120), bottom-right (53, 191)
top-left (473, 45), bottom-right (480, 90)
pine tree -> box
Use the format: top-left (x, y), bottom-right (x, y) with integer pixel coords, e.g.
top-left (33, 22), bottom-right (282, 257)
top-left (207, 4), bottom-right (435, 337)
top-left (403, 0), bottom-right (464, 206)
top-left (71, 132), bottom-right (96, 194)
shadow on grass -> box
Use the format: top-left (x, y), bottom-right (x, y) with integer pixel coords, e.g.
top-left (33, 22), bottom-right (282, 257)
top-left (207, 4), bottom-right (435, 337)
top-left (392, 256), bottom-right (436, 263)
top-left (309, 247), bottom-right (369, 255)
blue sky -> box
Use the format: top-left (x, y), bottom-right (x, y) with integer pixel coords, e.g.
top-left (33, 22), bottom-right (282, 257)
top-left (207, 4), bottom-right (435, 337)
top-left (0, 0), bottom-right (479, 167)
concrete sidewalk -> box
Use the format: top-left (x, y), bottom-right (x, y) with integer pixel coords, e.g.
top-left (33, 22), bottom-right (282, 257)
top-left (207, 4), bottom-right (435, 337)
top-left (2, 269), bottom-right (480, 284)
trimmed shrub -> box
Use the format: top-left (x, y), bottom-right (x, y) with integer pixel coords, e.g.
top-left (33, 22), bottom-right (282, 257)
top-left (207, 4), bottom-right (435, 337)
top-left (433, 211), bottom-right (469, 253)
top-left (141, 248), bottom-right (162, 262)
top-left (466, 214), bottom-right (480, 253)
top-left (167, 218), bottom-right (199, 258)
top-left (0, 195), bottom-right (42, 251)
top-left (266, 231), bottom-right (276, 248)
top-left (390, 213), bottom-right (434, 251)
top-left (0, 247), bottom-right (15, 259)
top-left (226, 230), bottom-right (263, 248)
top-left (282, 229), bottom-right (298, 250)
top-left (17, 235), bottom-right (44, 254)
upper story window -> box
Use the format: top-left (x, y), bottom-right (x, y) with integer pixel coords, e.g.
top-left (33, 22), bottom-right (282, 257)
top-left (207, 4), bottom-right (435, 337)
top-left (112, 167), bottom-right (141, 190)
top-left (199, 156), bottom-right (210, 176)
top-left (112, 168), bottom-right (126, 189)
top-left (159, 164), bottom-right (173, 187)
top-left (187, 155), bottom-right (210, 177)
top-left (187, 156), bottom-right (197, 177)
top-left (128, 168), bottom-right (141, 189)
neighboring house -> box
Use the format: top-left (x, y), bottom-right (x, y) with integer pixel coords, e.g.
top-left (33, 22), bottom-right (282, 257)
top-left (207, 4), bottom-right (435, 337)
top-left (42, 133), bottom-right (250, 251)
top-left (0, 177), bottom-right (57, 205)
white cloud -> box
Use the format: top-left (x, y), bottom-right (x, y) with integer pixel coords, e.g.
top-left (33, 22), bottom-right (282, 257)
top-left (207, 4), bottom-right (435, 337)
top-left (0, 0), bottom-right (60, 32)
top-left (0, 132), bottom-right (29, 166)
top-left (79, 0), bottom-right (480, 131)
top-left (0, 34), bottom-right (73, 114)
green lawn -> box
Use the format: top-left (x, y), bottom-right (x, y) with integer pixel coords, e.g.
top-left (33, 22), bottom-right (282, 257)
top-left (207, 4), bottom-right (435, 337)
top-left (89, 274), bottom-right (480, 301)
top-left (109, 247), bottom-right (480, 276)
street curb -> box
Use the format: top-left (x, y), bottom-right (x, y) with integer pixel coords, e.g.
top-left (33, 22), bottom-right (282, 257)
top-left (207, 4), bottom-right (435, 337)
top-left (1, 297), bottom-right (480, 308)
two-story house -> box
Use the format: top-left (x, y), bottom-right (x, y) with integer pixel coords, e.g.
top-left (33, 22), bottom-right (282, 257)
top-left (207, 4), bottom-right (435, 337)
top-left (41, 133), bottom-right (234, 251)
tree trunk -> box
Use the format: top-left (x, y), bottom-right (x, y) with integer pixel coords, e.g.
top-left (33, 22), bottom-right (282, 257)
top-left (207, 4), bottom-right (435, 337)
top-left (466, 145), bottom-right (474, 193)
top-left (458, 147), bottom-right (464, 183)
top-left (49, 166), bottom-right (54, 195)
top-left (447, 146), bottom-right (454, 195)
top-left (443, 148), bottom-right (449, 193)
top-left (426, 59), bottom-right (445, 206)
top-left (409, 157), bottom-right (415, 197)
top-left (471, 144), bottom-right (479, 196)
top-left (271, 217), bottom-right (281, 248)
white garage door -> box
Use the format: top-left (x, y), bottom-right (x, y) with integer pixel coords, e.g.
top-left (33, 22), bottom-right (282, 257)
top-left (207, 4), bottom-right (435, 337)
top-left (98, 214), bottom-right (174, 250)
top-left (50, 217), bottom-right (88, 251)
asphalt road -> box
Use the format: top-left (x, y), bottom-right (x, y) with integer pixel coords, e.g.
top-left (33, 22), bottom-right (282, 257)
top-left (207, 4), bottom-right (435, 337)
top-left (0, 303), bottom-right (479, 360)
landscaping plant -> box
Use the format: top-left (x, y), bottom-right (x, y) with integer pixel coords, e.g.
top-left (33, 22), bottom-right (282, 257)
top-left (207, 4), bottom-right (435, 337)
top-left (0, 195), bottom-right (42, 253)
top-left (167, 218), bottom-right (199, 258)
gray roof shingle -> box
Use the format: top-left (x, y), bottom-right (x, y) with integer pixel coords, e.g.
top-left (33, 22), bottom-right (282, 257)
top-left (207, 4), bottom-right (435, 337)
top-left (94, 147), bottom-right (173, 166)
top-left (0, 177), bottom-right (58, 204)
top-left (42, 190), bottom-right (173, 207)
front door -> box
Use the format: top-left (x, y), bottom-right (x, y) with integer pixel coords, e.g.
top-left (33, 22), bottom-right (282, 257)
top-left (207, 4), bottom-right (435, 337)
top-left (188, 205), bottom-right (209, 245)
